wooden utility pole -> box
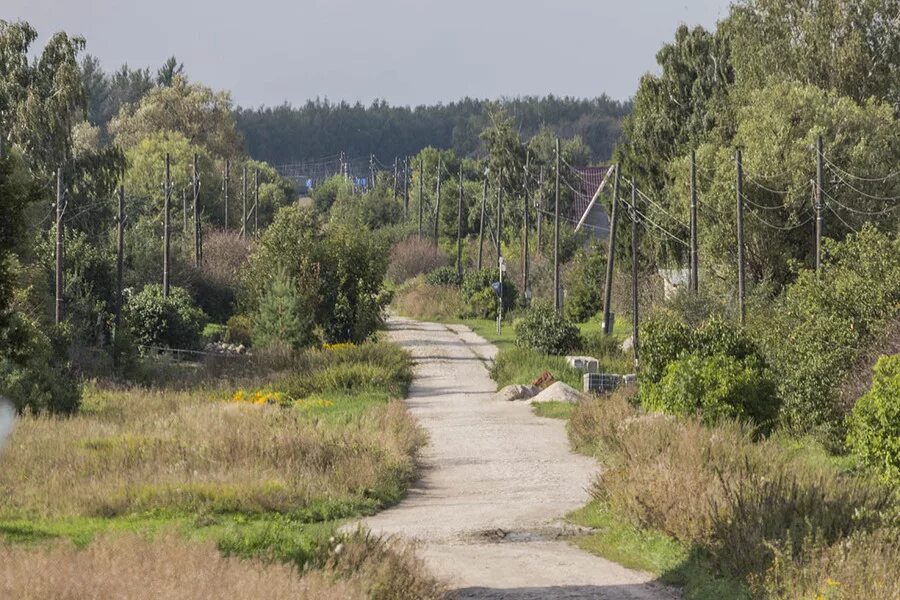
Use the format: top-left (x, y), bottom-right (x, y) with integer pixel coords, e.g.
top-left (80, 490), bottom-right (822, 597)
top-left (433, 157), bottom-right (442, 246)
top-left (736, 148), bottom-right (746, 325)
top-left (163, 154), bottom-right (171, 297)
top-left (418, 159), bottom-right (424, 239)
top-left (690, 150), bottom-right (698, 292)
top-left (477, 177), bottom-right (487, 270)
top-left (241, 166), bottom-right (247, 239)
top-left (393, 157), bottom-right (399, 201)
top-left (631, 182), bottom-right (640, 371)
top-left (496, 168), bottom-right (503, 261)
top-left (115, 186), bottom-right (125, 339)
top-left (602, 164), bottom-right (621, 334)
top-left (553, 139), bottom-right (561, 312)
top-left (456, 168), bottom-right (464, 281)
top-left (369, 154), bottom-right (375, 190)
top-left (522, 151), bottom-right (530, 303)
top-left (254, 167), bottom-right (259, 236)
top-left (55, 167), bottom-right (64, 325)
top-left (223, 160), bottom-right (230, 230)
top-left (403, 156), bottom-right (409, 217)
top-left (193, 153), bottom-right (200, 267)
top-left (182, 186), bottom-right (188, 233)
top-left (815, 135), bottom-right (824, 271)
top-left (537, 165), bottom-right (544, 252)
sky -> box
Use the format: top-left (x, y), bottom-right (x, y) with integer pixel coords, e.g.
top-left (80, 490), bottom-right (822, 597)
top-left (4, 0), bottom-right (732, 109)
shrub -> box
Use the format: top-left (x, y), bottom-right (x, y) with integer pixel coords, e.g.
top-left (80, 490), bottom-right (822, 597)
top-left (563, 243), bottom-right (606, 323)
top-left (201, 324), bottom-right (227, 344)
top-left (124, 284), bottom-right (207, 350)
top-left (460, 268), bottom-right (517, 320)
top-left (424, 266), bottom-right (460, 287)
top-left (640, 312), bottom-right (692, 383)
top-left (310, 174), bottom-right (352, 213)
top-left (225, 315), bottom-right (253, 346)
top-left (387, 237), bottom-right (449, 284)
top-left (253, 268), bottom-right (317, 350)
top-left (515, 303), bottom-right (582, 355)
top-left (846, 354), bottom-right (900, 485)
top-left (189, 230), bottom-right (252, 322)
top-left (641, 352), bottom-right (778, 428)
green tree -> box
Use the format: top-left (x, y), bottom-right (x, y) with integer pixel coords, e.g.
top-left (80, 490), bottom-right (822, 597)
top-left (252, 267), bottom-right (315, 350)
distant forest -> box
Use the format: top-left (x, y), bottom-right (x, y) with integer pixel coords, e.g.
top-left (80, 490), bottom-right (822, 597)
top-left (234, 96), bottom-right (632, 166)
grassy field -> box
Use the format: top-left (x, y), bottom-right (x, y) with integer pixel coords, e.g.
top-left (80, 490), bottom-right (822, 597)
top-left (0, 341), bottom-right (443, 599)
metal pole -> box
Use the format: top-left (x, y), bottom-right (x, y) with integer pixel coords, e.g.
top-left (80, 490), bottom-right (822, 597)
top-left (690, 150), bottom-right (698, 292)
top-left (554, 139), bottom-right (561, 312)
top-left (815, 135), bottom-right (824, 271)
top-left (163, 154), bottom-right (171, 297)
top-left (55, 167), bottom-right (64, 325)
top-left (602, 164), bottom-right (620, 334)
top-left (433, 157), bottom-right (442, 246)
top-left (631, 181), bottom-right (640, 371)
top-left (736, 148), bottom-right (746, 325)
top-left (496, 168), bottom-right (503, 261)
top-left (523, 151), bottom-right (530, 304)
top-left (115, 186), bottom-right (125, 339)
top-left (478, 177), bottom-right (487, 270)
top-left (457, 168), bottom-right (464, 281)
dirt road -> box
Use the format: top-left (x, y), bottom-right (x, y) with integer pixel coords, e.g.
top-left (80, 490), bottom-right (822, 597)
top-left (362, 317), bottom-right (678, 600)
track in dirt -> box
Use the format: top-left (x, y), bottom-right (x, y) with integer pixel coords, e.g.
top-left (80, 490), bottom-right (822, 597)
top-left (362, 317), bottom-right (678, 600)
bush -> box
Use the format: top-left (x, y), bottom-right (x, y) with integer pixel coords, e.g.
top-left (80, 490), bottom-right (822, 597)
top-left (124, 284), bottom-right (207, 350)
top-left (253, 268), bottom-right (317, 350)
top-left (424, 266), bottom-right (460, 287)
top-left (310, 175), bottom-right (352, 213)
top-left (225, 315), bottom-right (253, 346)
top-left (460, 268), bottom-right (517, 320)
top-left (515, 303), bottom-right (582, 355)
top-left (387, 237), bottom-right (449, 284)
top-left (640, 312), bottom-right (693, 383)
top-left (642, 352), bottom-right (778, 428)
top-left (846, 354), bottom-right (900, 485)
top-left (201, 324), bottom-right (227, 344)
top-left (563, 243), bottom-right (606, 323)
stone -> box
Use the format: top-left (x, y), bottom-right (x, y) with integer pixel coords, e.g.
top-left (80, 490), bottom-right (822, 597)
top-left (531, 381), bottom-right (585, 404)
top-left (495, 384), bottom-right (540, 402)
top-left (565, 356), bottom-right (599, 373)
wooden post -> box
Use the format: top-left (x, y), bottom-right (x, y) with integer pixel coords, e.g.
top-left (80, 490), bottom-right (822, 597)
top-left (115, 186), bottom-right (125, 339)
top-left (55, 167), bottom-right (64, 324)
top-left (223, 160), bottom-right (230, 230)
top-left (496, 168), bottom-right (503, 261)
top-left (522, 151), bottom-right (530, 304)
top-left (241, 166), bottom-right (247, 239)
top-left (433, 157), bottom-right (442, 246)
top-left (417, 159), bottom-right (424, 240)
top-left (537, 165), bottom-right (544, 252)
top-left (736, 148), bottom-right (746, 325)
top-left (193, 153), bottom-right (200, 267)
top-left (554, 139), bottom-right (561, 311)
top-left (393, 157), bottom-right (399, 201)
top-left (369, 154), bottom-right (375, 191)
top-left (403, 156), bottom-right (409, 217)
top-left (690, 150), bottom-right (698, 292)
top-left (254, 167), bottom-right (259, 236)
top-left (478, 177), bottom-right (487, 270)
top-left (631, 181), bottom-right (640, 370)
top-left (456, 168), bottom-right (464, 281)
top-left (815, 135), bottom-right (824, 271)
top-left (163, 154), bottom-right (171, 297)
top-left (602, 164), bottom-right (620, 334)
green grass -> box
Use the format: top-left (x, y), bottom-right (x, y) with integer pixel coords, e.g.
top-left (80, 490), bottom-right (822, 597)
top-left (532, 401), bottom-right (577, 420)
top-left (491, 346), bottom-right (583, 389)
top-left (569, 502), bottom-right (750, 600)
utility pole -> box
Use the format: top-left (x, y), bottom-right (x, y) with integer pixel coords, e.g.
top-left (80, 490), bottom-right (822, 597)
top-left (815, 135), bottom-right (824, 271)
top-left (690, 150), bottom-right (698, 293)
top-left (223, 160), bottom-right (230, 230)
top-left (182, 186), bottom-right (188, 233)
top-left (418, 159), bottom-right (424, 239)
top-left (115, 186), bottom-right (125, 340)
top-left (55, 167), bottom-right (64, 325)
top-left (163, 154), bottom-right (171, 297)
top-left (478, 177), bottom-right (487, 270)
top-left (631, 182), bottom-right (640, 371)
top-left (522, 151), bottom-right (530, 304)
top-left (554, 139), bottom-right (561, 312)
top-left (403, 156), bottom-right (410, 218)
top-left (496, 168), bottom-right (503, 261)
top-left (193, 153), bottom-right (200, 267)
top-left (602, 164), bottom-right (621, 334)
top-left (433, 157), bottom-right (442, 246)
top-left (736, 148), bottom-right (746, 325)
top-left (456, 168), bottom-right (464, 281)
top-left (241, 166), bottom-right (247, 239)
top-left (369, 154), bottom-right (375, 191)
top-left (254, 167), bottom-right (259, 237)
top-left (393, 157), bottom-right (399, 202)
top-left (537, 165), bottom-right (544, 252)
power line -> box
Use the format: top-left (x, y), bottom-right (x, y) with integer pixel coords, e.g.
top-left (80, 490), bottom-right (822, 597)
top-left (821, 152), bottom-right (900, 182)
top-left (824, 162), bottom-right (900, 202)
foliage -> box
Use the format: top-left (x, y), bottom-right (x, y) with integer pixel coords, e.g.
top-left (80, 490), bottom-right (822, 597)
top-left (460, 268), bottom-right (517, 320)
top-left (123, 284), bottom-right (207, 350)
top-left (252, 267), bottom-right (316, 350)
top-left (515, 303), bottom-right (582, 356)
top-left (311, 175), bottom-right (353, 213)
top-left (759, 226), bottom-right (900, 441)
top-left (642, 352), bottom-right (778, 428)
top-left (225, 314), bottom-right (253, 346)
top-left (846, 354), bottom-right (900, 485)
top-left (563, 242), bottom-right (607, 322)
top-left (330, 186), bottom-right (404, 229)
top-left (424, 266), bottom-right (460, 287)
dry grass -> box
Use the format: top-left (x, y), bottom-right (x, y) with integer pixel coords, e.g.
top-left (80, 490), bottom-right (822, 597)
top-left (391, 278), bottom-right (464, 321)
top-left (570, 391), bottom-right (899, 595)
top-left (0, 533), bottom-right (355, 600)
top-left (0, 388), bottom-right (420, 519)
top-left (386, 236), bottom-right (449, 284)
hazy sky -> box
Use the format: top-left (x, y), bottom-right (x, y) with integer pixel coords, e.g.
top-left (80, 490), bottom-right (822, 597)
top-left (4, 0), bottom-right (732, 108)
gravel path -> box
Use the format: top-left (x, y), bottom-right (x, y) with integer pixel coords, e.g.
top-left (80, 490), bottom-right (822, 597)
top-left (362, 317), bottom-right (678, 600)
